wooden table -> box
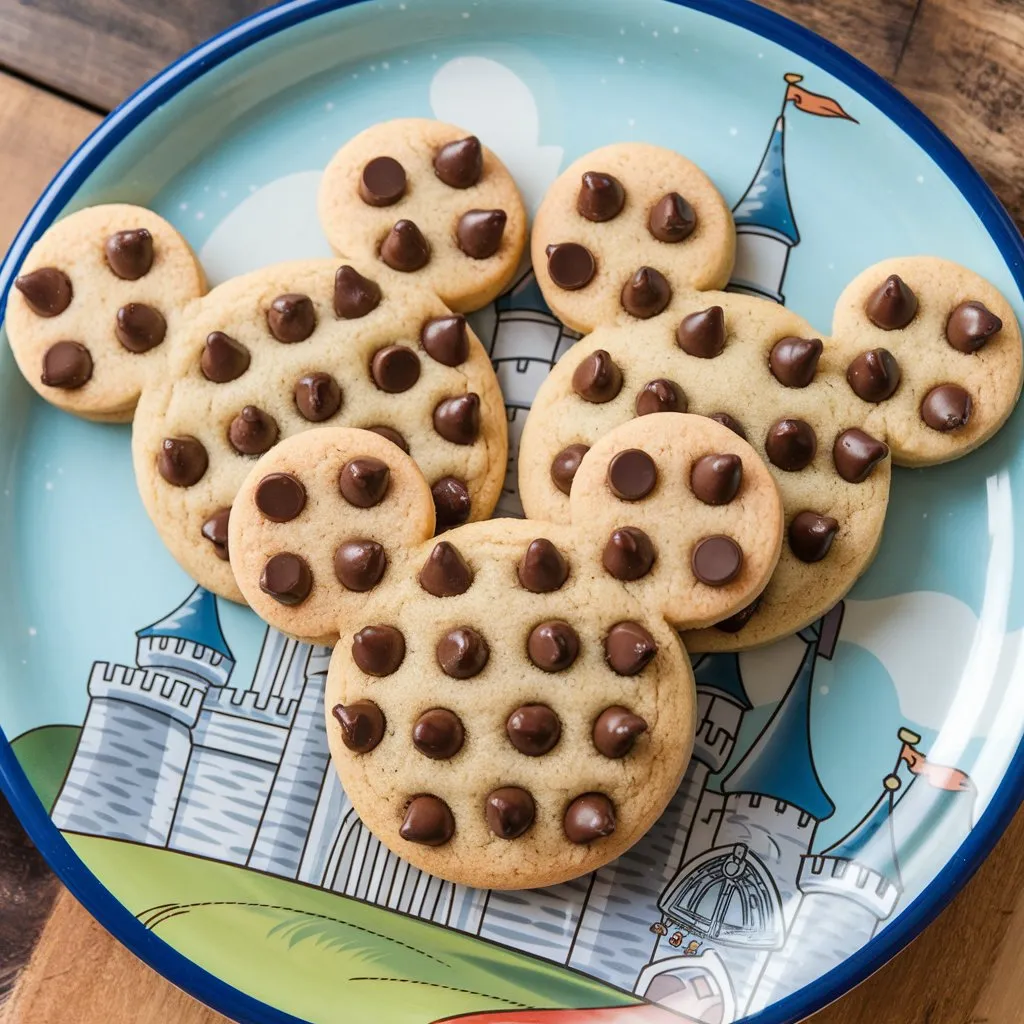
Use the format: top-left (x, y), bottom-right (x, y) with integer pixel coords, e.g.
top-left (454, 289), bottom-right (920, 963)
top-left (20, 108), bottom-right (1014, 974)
top-left (1, 0), bottom-right (1023, 1021)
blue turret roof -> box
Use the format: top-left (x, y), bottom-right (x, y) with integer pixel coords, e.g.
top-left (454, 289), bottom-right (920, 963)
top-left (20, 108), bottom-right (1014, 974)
top-left (693, 653), bottom-right (752, 710)
top-left (722, 638), bottom-right (835, 820)
top-left (137, 585), bottom-right (234, 659)
top-left (823, 785), bottom-right (901, 884)
top-left (733, 116), bottom-right (800, 245)
top-left (496, 269), bottom-right (555, 316)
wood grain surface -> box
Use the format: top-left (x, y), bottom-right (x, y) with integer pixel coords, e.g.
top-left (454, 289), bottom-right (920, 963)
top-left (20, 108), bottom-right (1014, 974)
top-left (0, 1), bottom-right (1022, 1022)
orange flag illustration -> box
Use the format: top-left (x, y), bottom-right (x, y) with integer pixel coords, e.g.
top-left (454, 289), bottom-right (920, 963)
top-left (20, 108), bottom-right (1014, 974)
top-left (899, 740), bottom-right (973, 793)
top-left (784, 73), bottom-right (858, 122)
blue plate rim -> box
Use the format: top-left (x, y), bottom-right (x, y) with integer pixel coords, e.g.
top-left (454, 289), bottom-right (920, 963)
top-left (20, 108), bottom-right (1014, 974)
top-left (2, 1), bottom-right (1023, 1022)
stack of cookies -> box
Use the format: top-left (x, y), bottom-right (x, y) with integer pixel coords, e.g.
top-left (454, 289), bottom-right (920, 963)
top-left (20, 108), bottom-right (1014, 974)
top-left (7, 118), bottom-right (1021, 891)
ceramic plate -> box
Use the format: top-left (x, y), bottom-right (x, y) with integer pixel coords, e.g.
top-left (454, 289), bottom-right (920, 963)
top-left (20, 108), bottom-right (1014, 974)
top-left (3, 1), bottom-right (1024, 1022)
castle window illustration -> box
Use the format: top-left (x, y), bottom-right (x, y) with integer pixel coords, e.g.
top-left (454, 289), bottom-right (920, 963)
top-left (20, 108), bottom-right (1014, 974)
top-left (42, 70), bottom-right (979, 1024)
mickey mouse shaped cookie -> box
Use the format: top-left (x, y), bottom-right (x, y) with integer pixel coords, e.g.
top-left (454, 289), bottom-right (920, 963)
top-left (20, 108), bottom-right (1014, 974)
top-left (228, 413), bottom-right (783, 889)
top-left (5, 119), bottom-right (526, 602)
top-left (523, 144), bottom-right (1022, 650)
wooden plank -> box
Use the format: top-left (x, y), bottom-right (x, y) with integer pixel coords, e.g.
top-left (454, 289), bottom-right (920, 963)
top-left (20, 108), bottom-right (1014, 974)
top-left (1, 890), bottom-right (229, 1024)
top-left (0, 71), bottom-right (101, 248)
top-left (893, 0), bottom-right (1024, 228)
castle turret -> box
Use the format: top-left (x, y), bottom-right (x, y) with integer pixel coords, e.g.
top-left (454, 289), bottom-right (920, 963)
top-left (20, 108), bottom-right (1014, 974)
top-left (728, 116), bottom-right (800, 305)
top-left (566, 654), bottom-right (752, 989)
top-left (52, 587), bottom-right (230, 845)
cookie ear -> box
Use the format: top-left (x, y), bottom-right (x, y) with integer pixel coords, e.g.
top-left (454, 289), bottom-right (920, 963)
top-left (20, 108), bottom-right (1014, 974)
top-left (530, 142), bottom-right (736, 334)
top-left (131, 258), bottom-right (507, 602)
top-left (833, 256), bottom-right (1023, 465)
top-left (566, 411), bottom-right (783, 630)
top-left (228, 427), bottom-right (435, 644)
top-left (5, 204), bottom-right (204, 422)
top-left (318, 118), bottom-right (528, 313)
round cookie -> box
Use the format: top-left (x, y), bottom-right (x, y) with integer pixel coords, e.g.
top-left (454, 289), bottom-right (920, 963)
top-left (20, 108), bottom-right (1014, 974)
top-left (133, 259), bottom-right (508, 602)
top-left (5, 204), bottom-right (204, 421)
top-left (833, 256), bottom-right (1023, 465)
top-left (531, 142), bottom-right (736, 334)
top-left (228, 414), bottom-right (782, 889)
top-left (318, 119), bottom-right (528, 313)
top-left (520, 292), bottom-right (892, 652)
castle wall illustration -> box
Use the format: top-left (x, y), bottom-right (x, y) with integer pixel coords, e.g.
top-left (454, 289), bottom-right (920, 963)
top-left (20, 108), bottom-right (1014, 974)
top-left (25, 62), bottom-right (996, 1024)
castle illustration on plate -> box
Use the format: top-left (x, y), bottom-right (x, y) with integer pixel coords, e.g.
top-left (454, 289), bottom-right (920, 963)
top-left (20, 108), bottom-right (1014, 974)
top-left (49, 83), bottom-right (978, 1024)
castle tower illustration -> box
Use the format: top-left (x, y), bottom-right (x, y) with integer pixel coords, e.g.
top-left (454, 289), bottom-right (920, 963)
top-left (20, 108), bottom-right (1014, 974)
top-left (52, 586), bottom-right (233, 845)
top-left (641, 611), bottom-right (841, 1016)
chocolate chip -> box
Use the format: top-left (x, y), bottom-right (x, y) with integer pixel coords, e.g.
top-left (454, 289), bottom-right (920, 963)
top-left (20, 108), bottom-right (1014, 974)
top-left (339, 457), bottom-right (390, 508)
top-left (400, 795), bottom-right (455, 846)
top-left (15, 268), bottom-right (72, 317)
top-left (333, 701), bottom-right (386, 753)
top-left (707, 412), bottom-right (746, 439)
top-left (550, 443), bottom-right (589, 495)
top-left (229, 406), bottom-right (278, 456)
top-left (436, 627), bottom-right (489, 678)
top-left (636, 379), bottom-right (685, 416)
top-left (608, 449), bottom-right (657, 501)
top-left (833, 428), bottom-right (889, 483)
top-left (202, 332), bottom-right (250, 383)
top-left (765, 418), bottom-right (817, 471)
top-left (691, 454), bottom-right (742, 505)
top-left (577, 171), bottom-right (626, 222)
top-left (352, 625), bottom-right (406, 676)
top-left (518, 538), bottom-right (569, 593)
top-left (434, 136), bottom-right (483, 189)
top-left (158, 436), bottom-right (208, 487)
top-left (546, 242), bottom-right (596, 291)
top-left (334, 265), bottom-right (382, 319)
top-left (485, 787), bottom-right (536, 839)
top-left (789, 511), bottom-right (839, 563)
top-left (370, 345), bottom-right (421, 393)
top-left (921, 384), bottom-right (972, 431)
top-left (366, 425), bottom-right (409, 453)
top-left (432, 477), bottom-right (471, 529)
top-left (621, 266), bottom-right (671, 319)
top-left (572, 349), bottom-right (622, 403)
top-left (846, 348), bottom-right (901, 403)
top-left (433, 394), bottom-right (480, 445)
top-left (419, 541), bottom-right (473, 596)
top-left (564, 793), bottom-right (616, 843)
top-left (677, 306), bottom-right (725, 358)
top-left (104, 229), bottom-right (153, 280)
top-left (605, 621), bottom-right (656, 676)
top-left (692, 536), bottom-right (743, 586)
top-left (716, 597), bottom-right (761, 634)
top-left (255, 472), bottom-right (306, 522)
top-left (649, 193), bottom-right (697, 243)
top-left (602, 527), bottom-right (655, 581)
top-left (506, 705), bottom-right (561, 756)
top-left (421, 315), bottom-right (469, 366)
top-left (201, 507), bottom-right (231, 560)
top-left (769, 337), bottom-right (822, 388)
top-left (260, 553), bottom-right (312, 606)
top-left (40, 341), bottom-right (91, 389)
top-left (866, 274), bottom-right (918, 330)
top-left (267, 293), bottom-right (316, 343)
top-left (593, 706), bottom-right (648, 758)
top-left (412, 709), bottom-right (464, 760)
top-left (527, 621), bottom-right (580, 672)
top-left (359, 156), bottom-right (407, 207)
top-left (457, 209), bottom-right (506, 259)
top-left (380, 220), bottom-right (430, 272)
top-left (334, 540), bottom-right (387, 592)
top-left (294, 372), bottom-right (342, 421)
top-left (946, 300), bottom-right (1002, 353)
top-left (115, 303), bottom-right (166, 353)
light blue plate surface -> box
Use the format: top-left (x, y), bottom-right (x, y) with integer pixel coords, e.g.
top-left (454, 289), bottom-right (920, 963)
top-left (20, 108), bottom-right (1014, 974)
top-left (2, 2), bottom-right (1024, 1023)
